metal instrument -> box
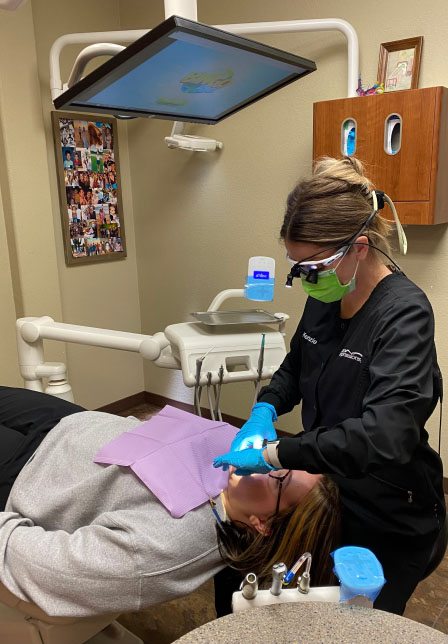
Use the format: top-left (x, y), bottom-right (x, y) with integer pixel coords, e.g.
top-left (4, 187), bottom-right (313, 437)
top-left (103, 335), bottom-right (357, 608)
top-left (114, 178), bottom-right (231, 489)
top-left (193, 347), bottom-right (216, 417)
top-left (298, 569), bottom-right (311, 594)
top-left (194, 357), bottom-right (203, 416)
top-left (240, 573), bottom-right (258, 600)
top-left (270, 562), bottom-right (287, 596)
top-left (206, 371), bottom-right (215, 420)
top-left (214, 364), bottom-right (224, 421)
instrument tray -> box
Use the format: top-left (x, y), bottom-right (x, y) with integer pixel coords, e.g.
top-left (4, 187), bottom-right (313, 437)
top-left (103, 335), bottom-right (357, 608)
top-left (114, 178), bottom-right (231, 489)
top-left (191, 310), bottom-right (281, 326)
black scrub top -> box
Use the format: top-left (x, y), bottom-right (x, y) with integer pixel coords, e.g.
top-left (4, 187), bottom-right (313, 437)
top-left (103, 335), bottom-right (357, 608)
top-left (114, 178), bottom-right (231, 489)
top-left (259, 272), bottom-right (445, 543)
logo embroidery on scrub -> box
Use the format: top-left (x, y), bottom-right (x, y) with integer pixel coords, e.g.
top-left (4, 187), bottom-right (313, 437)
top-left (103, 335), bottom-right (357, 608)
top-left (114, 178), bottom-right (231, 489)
top-left (339, 348), bottom-right (363, 363)
top-left (302, 331), bottom-right (318, 345)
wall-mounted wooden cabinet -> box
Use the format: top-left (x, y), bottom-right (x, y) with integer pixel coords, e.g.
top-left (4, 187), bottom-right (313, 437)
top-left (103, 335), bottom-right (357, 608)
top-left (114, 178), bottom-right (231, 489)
top-left (313, 87), bottom-right (448, 224)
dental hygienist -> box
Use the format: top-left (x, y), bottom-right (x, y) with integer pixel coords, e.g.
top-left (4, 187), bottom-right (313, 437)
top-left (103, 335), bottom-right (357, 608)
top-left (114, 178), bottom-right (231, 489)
top-left (214, 156), bottom-right (446, 615)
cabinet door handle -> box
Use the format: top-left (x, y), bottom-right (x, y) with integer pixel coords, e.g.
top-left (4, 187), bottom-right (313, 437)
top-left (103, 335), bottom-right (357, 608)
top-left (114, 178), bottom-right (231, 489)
top-left (384, 113), bottom-right (402, 155)
top-left (341, 118), bottom-right (357, 156)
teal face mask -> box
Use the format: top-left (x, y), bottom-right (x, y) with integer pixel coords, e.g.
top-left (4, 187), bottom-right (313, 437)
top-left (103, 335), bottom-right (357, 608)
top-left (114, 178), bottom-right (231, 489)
top-left (301, 262), bottom-right (359, 303)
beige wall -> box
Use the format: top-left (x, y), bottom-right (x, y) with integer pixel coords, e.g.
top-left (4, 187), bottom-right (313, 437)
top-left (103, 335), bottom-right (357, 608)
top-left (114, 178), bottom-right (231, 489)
top-left (0, 2), bottom-right (65, 387)
top-left (122, 0), bottom-right (448, 469)
top-left (0, 176), bottom-right (21, 387)
top-left (31, 0), bottom-right (145, 409)
top-left (0, 0), bottom-right (145, 408)
top-left (0, 0), bottom-right (446, 466)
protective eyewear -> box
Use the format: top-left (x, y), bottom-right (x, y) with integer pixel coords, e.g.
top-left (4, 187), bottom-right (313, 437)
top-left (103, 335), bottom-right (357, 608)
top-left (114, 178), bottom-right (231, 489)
top-left (269, 470), bottom-right (292, 516)
top-left (286, 247), bottom-right (347, 287)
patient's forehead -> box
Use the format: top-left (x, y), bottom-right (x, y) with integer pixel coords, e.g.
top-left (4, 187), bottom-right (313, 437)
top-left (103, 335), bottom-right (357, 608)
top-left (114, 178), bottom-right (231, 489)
top-left (275, 472), bottom-right (316, 506)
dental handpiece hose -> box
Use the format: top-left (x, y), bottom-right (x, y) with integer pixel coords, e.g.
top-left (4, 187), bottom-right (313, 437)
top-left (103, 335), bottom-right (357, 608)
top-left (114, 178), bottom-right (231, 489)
top-left (283, 552), bottom-right (312, 586)
top-left (253, 333), bottom-right (266, 405)
top-left (214, 364), bottom-right (224, 422)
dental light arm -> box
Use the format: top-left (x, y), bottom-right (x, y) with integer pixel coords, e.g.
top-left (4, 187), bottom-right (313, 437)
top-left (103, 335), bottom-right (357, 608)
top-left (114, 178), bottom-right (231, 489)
top-left (66, 43), bottom-right (125, 90)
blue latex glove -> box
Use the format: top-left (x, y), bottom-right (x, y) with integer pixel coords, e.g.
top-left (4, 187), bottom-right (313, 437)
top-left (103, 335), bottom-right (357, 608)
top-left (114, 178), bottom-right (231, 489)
top-left (230, 402), bottom-right (278, 452)
top-left (213, 447), bottom-right (279, 476)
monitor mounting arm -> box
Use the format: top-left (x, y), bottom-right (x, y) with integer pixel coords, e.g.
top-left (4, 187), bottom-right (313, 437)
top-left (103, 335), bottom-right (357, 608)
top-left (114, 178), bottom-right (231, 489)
top-left (50, 1), bottom-right (358, 152)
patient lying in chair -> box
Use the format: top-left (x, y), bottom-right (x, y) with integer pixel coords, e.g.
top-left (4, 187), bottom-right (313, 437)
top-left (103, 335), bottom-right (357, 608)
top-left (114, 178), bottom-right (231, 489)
top-left (0, 387), bottom-right (340, 618)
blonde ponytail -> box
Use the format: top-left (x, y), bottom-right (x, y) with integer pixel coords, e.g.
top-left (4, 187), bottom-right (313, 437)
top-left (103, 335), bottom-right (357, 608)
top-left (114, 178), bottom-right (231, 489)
top-left (281, 157), bottom-right (393, 259)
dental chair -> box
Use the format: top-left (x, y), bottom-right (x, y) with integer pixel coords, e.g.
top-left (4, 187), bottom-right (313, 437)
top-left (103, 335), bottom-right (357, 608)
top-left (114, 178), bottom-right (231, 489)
top-left (0, 582), bottom-right (143, 644)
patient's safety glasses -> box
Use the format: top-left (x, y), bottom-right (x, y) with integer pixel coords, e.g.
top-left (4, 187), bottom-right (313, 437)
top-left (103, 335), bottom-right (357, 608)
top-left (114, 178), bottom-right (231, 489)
top-left (269, 470), bottom-right (292, 516)
top-left (286, 247), bottom-right (348, 287)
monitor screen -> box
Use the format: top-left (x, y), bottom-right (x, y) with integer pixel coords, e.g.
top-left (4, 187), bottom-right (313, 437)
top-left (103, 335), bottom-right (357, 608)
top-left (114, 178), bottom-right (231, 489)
top-left (54, 16), bottom-right (316, 124)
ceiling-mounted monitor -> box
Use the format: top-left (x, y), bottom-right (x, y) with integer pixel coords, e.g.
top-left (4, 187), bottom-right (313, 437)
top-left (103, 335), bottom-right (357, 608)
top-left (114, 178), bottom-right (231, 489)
top-left (53, 15), bottom-right (317, 124)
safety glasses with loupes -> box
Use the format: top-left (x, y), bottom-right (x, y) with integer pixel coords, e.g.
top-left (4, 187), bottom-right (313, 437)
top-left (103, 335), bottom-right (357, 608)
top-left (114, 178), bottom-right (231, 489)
top-left (285, 246), bottom-right (348, 287)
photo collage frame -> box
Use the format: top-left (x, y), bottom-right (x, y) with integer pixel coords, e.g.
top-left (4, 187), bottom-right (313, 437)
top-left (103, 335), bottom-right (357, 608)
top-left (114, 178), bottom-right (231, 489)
top-left (52, 112), bottom-right (127, 265)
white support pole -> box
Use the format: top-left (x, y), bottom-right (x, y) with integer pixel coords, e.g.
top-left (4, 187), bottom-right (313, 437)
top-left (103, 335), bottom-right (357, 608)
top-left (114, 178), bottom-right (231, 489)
top-left (164, 0), bottom-right (197, 20)
top-left (16, 318), bottom-right (46, 392)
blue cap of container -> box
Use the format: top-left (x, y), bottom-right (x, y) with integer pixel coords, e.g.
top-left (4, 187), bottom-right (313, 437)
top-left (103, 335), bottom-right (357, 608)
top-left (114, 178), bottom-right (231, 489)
top-left (332, 546), bottom-right (386, 603)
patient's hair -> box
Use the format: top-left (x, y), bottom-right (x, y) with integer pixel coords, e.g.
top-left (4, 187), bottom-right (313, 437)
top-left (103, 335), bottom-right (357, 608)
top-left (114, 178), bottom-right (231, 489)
top-left (216, 475), bottom-right (340, 586)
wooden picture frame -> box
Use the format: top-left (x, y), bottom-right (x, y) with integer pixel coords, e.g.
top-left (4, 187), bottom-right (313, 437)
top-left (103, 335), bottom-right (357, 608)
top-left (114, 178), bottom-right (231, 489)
top-left (377, 36), bottom-right (423, 93)
top-left (51, 111), bottom-right (127, 266)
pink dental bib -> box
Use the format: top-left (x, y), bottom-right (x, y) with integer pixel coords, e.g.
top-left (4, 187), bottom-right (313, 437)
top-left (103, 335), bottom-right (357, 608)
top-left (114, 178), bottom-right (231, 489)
top-left (94, 405), bottom-right (237, 517)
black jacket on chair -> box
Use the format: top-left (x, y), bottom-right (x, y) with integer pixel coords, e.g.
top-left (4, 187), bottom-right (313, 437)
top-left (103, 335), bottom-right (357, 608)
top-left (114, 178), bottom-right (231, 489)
top-left (0, 387), bottom-right (84, 510)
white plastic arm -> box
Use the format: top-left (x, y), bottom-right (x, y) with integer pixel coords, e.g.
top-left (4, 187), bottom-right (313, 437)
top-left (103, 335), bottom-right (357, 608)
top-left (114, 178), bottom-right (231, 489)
top-left (50, 30), bottom-right (148, 99)
top-left (207, 289), bottom-right (245, 312)
top-left (219, 19), bottom-right (359, 97)
top-left (67, 43), bottom-right (125, 88)
top-left (17, 316), bottom-right (176, 379)
top-left (0, 0), bottom-right (26, 9)
top-left (19, 317), bottom-right (154, 352)
top-left (16, 317), bottom-right (180, 397)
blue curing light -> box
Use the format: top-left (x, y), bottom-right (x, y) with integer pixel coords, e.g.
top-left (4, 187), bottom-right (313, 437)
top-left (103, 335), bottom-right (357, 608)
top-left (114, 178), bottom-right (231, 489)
top-left (244, 256), bottom-right (275, 301)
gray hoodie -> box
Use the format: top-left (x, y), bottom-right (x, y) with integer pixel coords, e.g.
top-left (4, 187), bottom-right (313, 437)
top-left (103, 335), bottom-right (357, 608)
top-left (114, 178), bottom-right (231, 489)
top-left (0, 411), bottom-right (224, 617)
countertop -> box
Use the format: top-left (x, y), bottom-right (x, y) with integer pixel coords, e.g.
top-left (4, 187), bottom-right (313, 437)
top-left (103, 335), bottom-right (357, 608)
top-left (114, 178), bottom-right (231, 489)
top-left (174, 601), bottom-right (447, 643)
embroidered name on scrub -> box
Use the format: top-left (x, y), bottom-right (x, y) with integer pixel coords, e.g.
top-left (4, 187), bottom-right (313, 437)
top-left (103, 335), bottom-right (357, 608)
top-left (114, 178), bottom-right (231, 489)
top-left (339, 348), bottom-right (363, 363)
top-left (303, 331), bottom-right (318, 344)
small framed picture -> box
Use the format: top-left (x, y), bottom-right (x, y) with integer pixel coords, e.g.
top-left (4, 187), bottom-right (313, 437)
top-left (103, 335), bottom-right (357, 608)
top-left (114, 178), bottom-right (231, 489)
top-left (52, 112), bottom-right (127, 266)
top-left (377, 37), bottom-right (423, 93)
